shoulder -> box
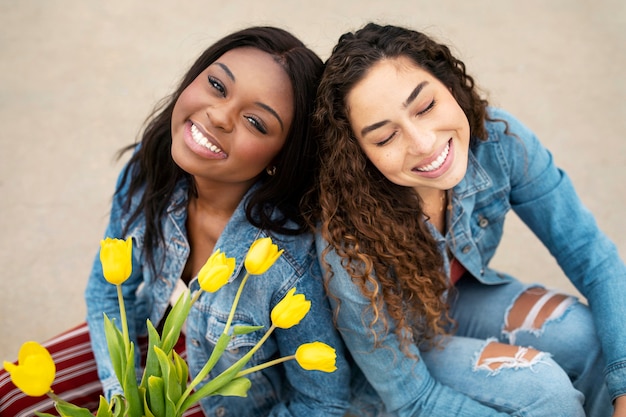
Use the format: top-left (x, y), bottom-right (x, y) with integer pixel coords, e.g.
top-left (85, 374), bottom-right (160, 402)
top-left (473, 107), bottom-right (544, 159)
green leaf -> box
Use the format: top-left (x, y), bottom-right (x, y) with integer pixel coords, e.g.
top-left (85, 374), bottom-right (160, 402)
top-left (181, 359), bottom-right (248, 411)
top-left (94, 396), bottom-right (113, 417)
top-left (147, 375), bottom-right (165, 417)
top-left (154, 346), bottom-right (182, 404)
top-left (177, 333), bottom-right (233, 414)
top-left (103, 313), bottom-right (125, 384)
top-left (213, 376), bottom-right (251, 397)
top-left (55, 401), bottom-right (97, 417)
top-left (140, 319), bottom-right (162, 389)
top-left (109, 395), bottom-right (126, 417)
top-left (233, 325), bottom-right (264, 335)
top-left (172, 350), bottom-right (189, 390)
top-left (122, 342), bottom-right (143, 417)
top-left (160, 289), bottom-right (192, 352)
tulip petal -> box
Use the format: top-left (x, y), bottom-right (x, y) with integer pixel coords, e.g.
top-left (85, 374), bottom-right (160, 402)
top-left (244, 237), bottom-right (284, 275)
top-left (295, 342), bottom-right (337, 373)
top-left (4, 341), bottom-right (55, 397)
top-left (100, 237), bottom-right (133, 285)
top-left (271, 288), bottom-right (311, 329)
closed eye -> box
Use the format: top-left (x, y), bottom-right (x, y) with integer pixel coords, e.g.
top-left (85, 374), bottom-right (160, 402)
top-left (417, 99), bottom-right (436, 115)
top-left (375, 131), bottom-right (396, 147)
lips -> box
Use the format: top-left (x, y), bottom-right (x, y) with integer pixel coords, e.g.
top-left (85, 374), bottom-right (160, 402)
top-left (190, 123), bottom-right (224, 154)
top-left (415, 141), bottom-right (450, 172)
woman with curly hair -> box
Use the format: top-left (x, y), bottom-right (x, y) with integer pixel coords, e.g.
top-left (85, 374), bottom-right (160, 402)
top-left (310, 22), bottom-right (626, 416)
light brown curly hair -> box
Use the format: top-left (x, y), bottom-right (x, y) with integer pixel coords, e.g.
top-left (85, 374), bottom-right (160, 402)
top-left (308, 22), bottom-right (491, 350)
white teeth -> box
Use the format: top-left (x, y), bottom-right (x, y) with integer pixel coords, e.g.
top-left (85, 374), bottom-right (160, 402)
top-left (416, 143), bottom-right (449, 172)
top-left (190, 124), bottom-right (223, 154)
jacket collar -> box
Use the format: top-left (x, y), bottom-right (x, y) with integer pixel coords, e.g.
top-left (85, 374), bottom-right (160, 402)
top-left (452, 147), bottom-right (492, 199)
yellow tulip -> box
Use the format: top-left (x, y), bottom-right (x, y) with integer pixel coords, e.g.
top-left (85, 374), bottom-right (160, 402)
top-left (3, 341), bottom-right (56, 397)
top-left (198, 249), bottom-right (236, 293)
top-left (295, 342), bottom-right (337, 372)
top-left (244, 237), bottom-right (284, 275)
top-left (100, 237), bottom-right (133, 285)
top-left (270, 288), bottom-right (311, 329)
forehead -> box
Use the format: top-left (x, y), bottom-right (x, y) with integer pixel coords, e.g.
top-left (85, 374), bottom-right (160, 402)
top-left (213, 47), bottom-right (294, 108)
top-left (346, 57), bottom-right (429, 122)
top-left (348, 57), bottom-right (430, 103)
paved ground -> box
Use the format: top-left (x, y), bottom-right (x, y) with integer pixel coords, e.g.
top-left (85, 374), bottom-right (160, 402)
top-left (1, 0), bottom-right (624, 359)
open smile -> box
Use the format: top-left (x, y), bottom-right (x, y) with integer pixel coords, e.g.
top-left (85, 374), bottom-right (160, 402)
top-left (190, 123), bottom-right (224, 154)
top-left (415, 141), bottom-right (450, 172)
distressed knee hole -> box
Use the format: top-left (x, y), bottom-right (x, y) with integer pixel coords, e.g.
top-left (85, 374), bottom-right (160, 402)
top-left (476, 341), bottom-right (542, 371)
top-left (505, 287), bottom-right (574, 332)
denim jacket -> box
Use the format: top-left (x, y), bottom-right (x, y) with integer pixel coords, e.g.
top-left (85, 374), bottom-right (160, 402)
top-left (318, 108), bottom-right (626, 415)
top-left (85, 169), bottom-right (351, 417)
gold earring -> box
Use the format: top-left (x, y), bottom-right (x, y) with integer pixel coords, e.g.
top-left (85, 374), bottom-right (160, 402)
top-left (266, 165), bottom-right (277, 176)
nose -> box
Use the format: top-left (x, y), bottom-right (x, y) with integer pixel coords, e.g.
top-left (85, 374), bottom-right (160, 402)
top-left (207, 102), bottom-right (235, 133)
top-left (404, 123), bottom-right (437, 155)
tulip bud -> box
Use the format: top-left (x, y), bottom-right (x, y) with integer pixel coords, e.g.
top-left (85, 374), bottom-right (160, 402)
top-left (244, 237), bottom-right (283, 275)
top-left (295, 342), bottom-right (337, 372)
top-left (198, 249), bottom-right (236, 293)
top-left (271, 288), bottom-right (311, 329)
top-left (3, 341), bottom-right (56, 396)
top-left (100, 237), bottom-right (133, 285)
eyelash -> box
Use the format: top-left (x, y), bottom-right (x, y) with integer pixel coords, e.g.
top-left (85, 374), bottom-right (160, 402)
top-left (375, 99), bottom-right (437, 147)
top-left (246, 116), bottom-right (267, 134)
top-left (207, 75), bottom-right (268, 134)
top-left (208, 76), bottom-right (225, 96)
top-left (418, 99), bottom-right (436, 116)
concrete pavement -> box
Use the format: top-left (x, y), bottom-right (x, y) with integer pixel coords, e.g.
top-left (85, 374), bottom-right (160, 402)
top-left (1, 0), bottom-right (624, 359)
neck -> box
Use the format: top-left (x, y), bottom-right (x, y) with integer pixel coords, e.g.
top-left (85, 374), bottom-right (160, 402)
top-left (190, 176), bottom-right (254, 217)
top-left (418, 188), bottom-right (449, 234)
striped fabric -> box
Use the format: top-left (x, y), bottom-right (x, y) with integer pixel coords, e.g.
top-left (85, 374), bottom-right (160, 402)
top-left (0, 323), bottom-right (205, 417)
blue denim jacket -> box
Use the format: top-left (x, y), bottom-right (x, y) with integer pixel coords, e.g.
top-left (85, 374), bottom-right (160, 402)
top-left (318, 108), bottom-right (626, 415)
top-left (85, 170), bottom-right (351, 417)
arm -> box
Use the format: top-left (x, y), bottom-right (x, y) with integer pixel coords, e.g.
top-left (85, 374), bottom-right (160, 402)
top-left (614, 395), bottom-right (626, 417)
top-left (268, 252), bottom-right (351, 417)
top-left (316, 235), bottom-right (510, 417)
top-left (497, 109), bottom-right (626, 402)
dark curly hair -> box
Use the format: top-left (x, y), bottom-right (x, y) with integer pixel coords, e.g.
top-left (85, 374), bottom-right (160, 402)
top-left (117, 26), bottom-right (324, 274)
top-left (309, 22), bottom-right (490, 350)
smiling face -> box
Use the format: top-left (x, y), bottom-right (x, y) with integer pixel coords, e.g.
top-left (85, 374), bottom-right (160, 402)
top-left (346, 56), bottom-right (470, 198)
top-left (171, 47), bottom-right (294, 189)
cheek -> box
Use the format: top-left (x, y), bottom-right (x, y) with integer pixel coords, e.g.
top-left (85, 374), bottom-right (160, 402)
top-left (238, 137), bottom-right (285, 165)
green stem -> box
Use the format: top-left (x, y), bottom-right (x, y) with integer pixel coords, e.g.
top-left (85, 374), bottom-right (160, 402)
top-left (223, 272), bottom-right (250, 335)
top-left (177, 324), bottom-right (277, 412)
top-left (190, 288), bottom-right (203, 305)
top-left (47, 391), bottom-right (61, 403)
top-left (235, 354), bottom-right (295, 378)
top-left (116, 284), bottom-right (130, 355)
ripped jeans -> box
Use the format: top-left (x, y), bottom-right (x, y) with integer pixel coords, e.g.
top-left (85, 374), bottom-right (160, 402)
top-left (421, 275), bottom-right (611, 416)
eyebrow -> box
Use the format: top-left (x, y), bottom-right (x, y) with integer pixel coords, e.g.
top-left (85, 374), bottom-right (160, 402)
top-left (256, 102), bottom-right (284, 131)
top-left (360, 81), bottom-right (429, 137)
top-left (216, 62), bottom-right (284, 131)
top-left (216, 62), bottom-right (235, 81)
top-left (403, 81), bottom-right (428, 107)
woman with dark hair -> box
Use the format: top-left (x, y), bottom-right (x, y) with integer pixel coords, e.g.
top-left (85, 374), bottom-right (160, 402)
top-left (1, 26), bottom-right (350, 417)
top-left (310, 22), bottom-right (626, 416)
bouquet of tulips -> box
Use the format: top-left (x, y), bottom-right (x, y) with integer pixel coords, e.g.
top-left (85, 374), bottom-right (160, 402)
top-left (3, 237), bottom-right (337, 417)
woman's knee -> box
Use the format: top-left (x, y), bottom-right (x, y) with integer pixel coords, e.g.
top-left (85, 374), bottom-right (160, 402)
top-left (475, 340), bottom-right (585, 416)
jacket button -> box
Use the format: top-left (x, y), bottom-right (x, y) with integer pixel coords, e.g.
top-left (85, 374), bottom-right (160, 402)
top-left (478, 216), bottom-right (489, 228)
top-left (462, 245), bottom-right (471, 254)
top-left (215, 406), bottom-right (226, 416)
top-left (191, 339), bottom-right (200, 347)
